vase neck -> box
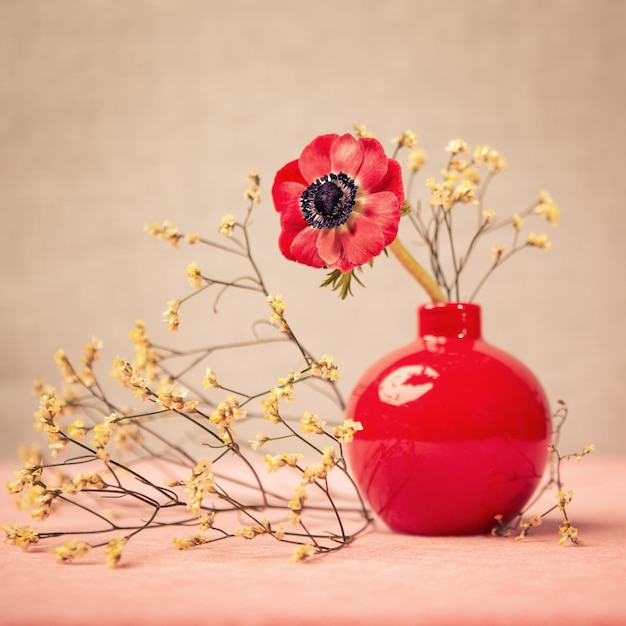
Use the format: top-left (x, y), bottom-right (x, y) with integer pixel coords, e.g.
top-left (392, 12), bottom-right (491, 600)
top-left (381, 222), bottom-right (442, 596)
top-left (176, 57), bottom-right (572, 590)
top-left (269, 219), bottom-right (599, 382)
top-left (418, 302), bottom-right (482, 340)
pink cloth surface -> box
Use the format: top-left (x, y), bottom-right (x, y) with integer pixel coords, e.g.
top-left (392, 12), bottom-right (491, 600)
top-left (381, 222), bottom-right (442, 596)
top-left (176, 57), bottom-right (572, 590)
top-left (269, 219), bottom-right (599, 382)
top-left (1, 455), bottom-right (625, 626)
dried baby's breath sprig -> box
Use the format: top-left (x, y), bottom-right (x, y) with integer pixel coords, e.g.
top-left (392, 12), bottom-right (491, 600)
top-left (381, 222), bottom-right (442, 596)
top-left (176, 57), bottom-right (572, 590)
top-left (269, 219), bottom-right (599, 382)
top-left (243, 170), bottom-right (261, 205)
top-left (219, 214), bottom-right (237, 237)
top-left (526, 232), bottom-right (552, 250)
top-left (53, 540), bottom-right (91, 563)
top-left (263, 452), bottom-right (304, 473)
top-left (105, 537), bottom-right (127, 569)
top-left (290, 543), bottom-right (316, 562)
top-left (407, 146), bottom-right (427, 172)
top-left (310, 355), bottom-right (340, 381)
top-left (535, 190), bottom-right (561, 226)
top-left (186, 262), bottom-right (204, 289)
top-left (173, 534), bottom-right (211, 550)
top-left (1, 524), bottom-right (40, 551)
top-left (392, 130), bottom-right (419, 150)
top-left (184, 459), bottom-right (216, 516)
top-left (352, 122), bottom-right (373, 138)
top-left (492, 400), bottom-right (593, 545)
top-left (156, 382), bottom-right (198, 413)
top-left (473, 144), bottom-right (507, 173)
top-left (129, 320), bottom-right (161, 382)
top-left (390, 134), bottom-right (561, 302)
top-left (300, 412), bottom-right (326, 436)
top-left (332, 418), bottom-right (363, 443)
top-left (209, 396), bottom-right (246, 443)
top-left (202, 368), bottom-right (219, 390)
top-left (446, 138), bottom-right (470, 155)
top-left (249, 432), bottom-right (270, 450)
top-left (3, 174), bottom-right (371, 567)
top-left (145, 220), bottom-right (183, 247)
top-left (6, 459), bottom-right (43, 494)
top-left (267, 293), bottom-right (289, 334)
top-left (163, 299), bottom-right (181, 332)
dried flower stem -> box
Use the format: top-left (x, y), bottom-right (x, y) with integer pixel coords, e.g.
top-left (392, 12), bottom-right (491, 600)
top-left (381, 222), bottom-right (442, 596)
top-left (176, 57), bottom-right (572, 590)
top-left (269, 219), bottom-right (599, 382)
top-left (390, 135), bottom-right (560, 302)
top-left (492, 400), bottom-right (594, 544)
top-left (3, 182), bottom-right (371, 566)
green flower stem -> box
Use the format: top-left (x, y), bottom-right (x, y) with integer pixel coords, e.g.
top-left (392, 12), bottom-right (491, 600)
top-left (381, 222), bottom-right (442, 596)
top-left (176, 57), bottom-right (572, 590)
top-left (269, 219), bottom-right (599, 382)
top-left (389, 238), bottom-right (446, 302)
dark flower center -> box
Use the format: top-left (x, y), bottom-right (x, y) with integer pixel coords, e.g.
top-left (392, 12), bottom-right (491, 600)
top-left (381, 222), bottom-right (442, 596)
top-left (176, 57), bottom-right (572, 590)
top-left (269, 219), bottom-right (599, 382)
top-left (300, 172), bottom-right (358, 229)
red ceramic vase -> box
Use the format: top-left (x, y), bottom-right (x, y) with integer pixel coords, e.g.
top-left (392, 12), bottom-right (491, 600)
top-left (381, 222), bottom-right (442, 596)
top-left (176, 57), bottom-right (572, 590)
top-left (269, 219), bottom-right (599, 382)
top-left (345, 302), bottom-right (551, 535)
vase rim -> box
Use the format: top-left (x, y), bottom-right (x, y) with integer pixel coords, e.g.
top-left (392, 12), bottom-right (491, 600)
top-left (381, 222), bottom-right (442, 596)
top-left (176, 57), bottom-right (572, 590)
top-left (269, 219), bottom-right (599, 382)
top-left (418, 302), bottom-right (482, 339)
top-left (419, 301), bottom-right (480, 310)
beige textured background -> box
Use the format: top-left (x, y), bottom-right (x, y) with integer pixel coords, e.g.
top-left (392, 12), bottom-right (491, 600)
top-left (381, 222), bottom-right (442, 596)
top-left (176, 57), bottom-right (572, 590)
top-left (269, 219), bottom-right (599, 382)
top-left (1, 0), bottom-right (624, 459)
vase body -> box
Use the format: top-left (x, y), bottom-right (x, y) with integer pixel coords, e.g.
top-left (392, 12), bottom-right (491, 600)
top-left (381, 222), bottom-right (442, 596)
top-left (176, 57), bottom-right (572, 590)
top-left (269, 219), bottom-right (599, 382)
top-left (345, 302), bottom-right (551, 535)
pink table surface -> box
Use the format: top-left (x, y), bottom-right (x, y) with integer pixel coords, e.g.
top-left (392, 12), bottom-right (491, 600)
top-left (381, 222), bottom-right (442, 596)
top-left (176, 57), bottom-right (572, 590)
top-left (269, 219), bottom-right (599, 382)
top-left (1, 455), bottom-right (625, 626)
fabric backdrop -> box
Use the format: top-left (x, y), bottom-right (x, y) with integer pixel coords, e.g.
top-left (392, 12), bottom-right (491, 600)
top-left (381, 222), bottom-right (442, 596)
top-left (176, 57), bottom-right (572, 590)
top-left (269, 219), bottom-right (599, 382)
top-left (0, 0), bottom-right (625, 458)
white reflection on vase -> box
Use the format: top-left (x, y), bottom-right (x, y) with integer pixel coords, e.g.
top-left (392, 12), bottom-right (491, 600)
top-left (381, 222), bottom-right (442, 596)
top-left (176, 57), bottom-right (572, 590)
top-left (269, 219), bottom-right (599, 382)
top-left (378, 364), bottom-right (439, 406)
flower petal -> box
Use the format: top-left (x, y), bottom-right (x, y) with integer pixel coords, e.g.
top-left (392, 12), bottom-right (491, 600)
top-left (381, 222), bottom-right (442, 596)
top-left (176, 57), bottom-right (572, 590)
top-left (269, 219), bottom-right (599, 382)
top-left (330, 134), bottom-right (363, 178)
top-left (298, 134), bottom-right (338, 182)
top-left (273, 180), bottom-right (307, 223)
top-left (369, 158), bottom-right (404, 201)
top-left (272, 133), bottom-right (406, 273)
top-left (277, 213), bottom-right (306, 261)
top-left (316, 227), bottom-right (343, 266)
top-left (320, 216), bottom-right (386, 272)
top-left (273, 159), bottom-right (307, 189)
top-left (353, 137), bottom-right (389, 190)
top-left (289, 228), bottom-right (326, 268)
top-left (272, 160), bottom-right (307, 215)
top-left (337, 216), bottom-right (385, 269)
top-left (355, 191), bottom-right (401, 245)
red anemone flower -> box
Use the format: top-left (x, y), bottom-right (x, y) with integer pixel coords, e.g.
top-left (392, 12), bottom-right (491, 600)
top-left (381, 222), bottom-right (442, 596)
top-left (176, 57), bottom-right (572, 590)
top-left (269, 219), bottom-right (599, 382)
top-left (271, 133), bottom-right (404, 273)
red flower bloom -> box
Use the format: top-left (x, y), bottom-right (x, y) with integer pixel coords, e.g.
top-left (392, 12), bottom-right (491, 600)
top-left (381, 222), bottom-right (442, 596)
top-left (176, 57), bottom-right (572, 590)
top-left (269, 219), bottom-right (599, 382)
top-left (272, 133), bottom-right (404, 273)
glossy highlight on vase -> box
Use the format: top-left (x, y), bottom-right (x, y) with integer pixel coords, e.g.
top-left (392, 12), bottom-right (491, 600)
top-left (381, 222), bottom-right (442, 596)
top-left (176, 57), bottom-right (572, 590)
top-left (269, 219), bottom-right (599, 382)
top-left (346, 302), bottom-right (551, 535)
